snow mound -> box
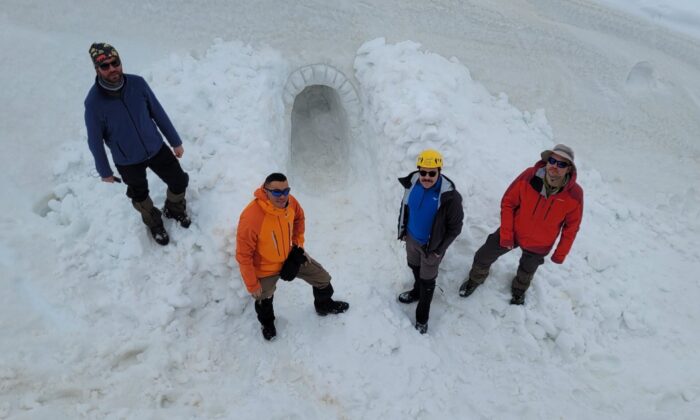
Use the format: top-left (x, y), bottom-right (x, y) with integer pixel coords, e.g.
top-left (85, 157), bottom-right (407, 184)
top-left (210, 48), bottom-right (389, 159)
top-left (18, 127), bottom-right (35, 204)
top-left (625, 60), bottom-right (660, 90)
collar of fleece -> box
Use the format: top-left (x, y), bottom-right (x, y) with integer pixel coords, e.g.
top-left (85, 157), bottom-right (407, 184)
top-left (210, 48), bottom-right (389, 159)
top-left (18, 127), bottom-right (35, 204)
top-left (97, 74), bottom-right (124, 92)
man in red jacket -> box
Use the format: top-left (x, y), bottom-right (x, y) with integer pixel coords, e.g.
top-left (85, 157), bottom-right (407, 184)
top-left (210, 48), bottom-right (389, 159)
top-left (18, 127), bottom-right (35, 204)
top-left (459, 144), bottom-right (583, 305)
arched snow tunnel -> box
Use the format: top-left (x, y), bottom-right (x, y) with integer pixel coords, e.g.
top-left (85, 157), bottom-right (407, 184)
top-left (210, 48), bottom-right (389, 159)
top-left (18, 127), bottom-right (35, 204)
top-left (283, 64), bottom-right (363, 191)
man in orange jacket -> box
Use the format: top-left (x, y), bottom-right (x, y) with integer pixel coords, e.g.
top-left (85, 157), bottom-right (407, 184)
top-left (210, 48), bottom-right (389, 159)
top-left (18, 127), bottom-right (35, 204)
top-left (459, 144), bottom-right (584, 305)
top-left (236, 173), bottom-right (349, 340)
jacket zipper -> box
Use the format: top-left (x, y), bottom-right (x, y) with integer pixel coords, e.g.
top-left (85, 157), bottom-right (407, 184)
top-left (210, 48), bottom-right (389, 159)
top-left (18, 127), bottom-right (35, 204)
top-left (531, 195), bottom-right (542, 216)
top-left (544, 200), bottom-right (555, 220)
top-left (426, 192), bottom-right (444, 252)
top-left (276, 217), bottom-right (289, 257)
top-left (271, 231), bottom-right (281, 256)
top-left (120, 96), bottom-right (150, 160)
top-left (116, 143), bottom-right (128, 160)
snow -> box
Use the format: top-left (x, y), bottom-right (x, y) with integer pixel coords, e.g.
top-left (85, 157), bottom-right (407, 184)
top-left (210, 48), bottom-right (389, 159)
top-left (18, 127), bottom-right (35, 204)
top-left (1, 0), bottom-right (700, 419)
top-left (598, 0), bottom-right (700, 40)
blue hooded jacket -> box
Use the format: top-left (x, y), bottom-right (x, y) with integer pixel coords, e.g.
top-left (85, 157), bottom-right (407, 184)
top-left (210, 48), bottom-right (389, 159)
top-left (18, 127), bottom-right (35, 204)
top-left (84, 74), bottom-right (182, 177)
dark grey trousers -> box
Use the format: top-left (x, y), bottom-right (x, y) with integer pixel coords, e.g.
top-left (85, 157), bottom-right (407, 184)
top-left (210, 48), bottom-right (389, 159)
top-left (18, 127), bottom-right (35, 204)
top-left (468, 229), bottom-right (545, 293)
top-left (405, 234), bottom-right (443, 280)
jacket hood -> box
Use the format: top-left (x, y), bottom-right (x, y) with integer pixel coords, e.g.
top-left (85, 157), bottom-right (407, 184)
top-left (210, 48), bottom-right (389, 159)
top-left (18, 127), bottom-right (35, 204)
top-left (254, 187), bottom-right (288, 215)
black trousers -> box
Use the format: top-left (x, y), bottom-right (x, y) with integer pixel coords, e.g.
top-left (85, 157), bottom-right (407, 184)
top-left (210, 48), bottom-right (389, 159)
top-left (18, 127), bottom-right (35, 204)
top-left (469, 228), bottom-right (545, 293)
top-left (115, 144), bottom-right (189, 202)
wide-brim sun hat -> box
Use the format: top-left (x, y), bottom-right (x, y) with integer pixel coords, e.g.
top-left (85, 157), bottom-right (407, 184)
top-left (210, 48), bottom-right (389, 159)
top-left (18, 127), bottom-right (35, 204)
top-left (541, 144), bottom-right (576, 170)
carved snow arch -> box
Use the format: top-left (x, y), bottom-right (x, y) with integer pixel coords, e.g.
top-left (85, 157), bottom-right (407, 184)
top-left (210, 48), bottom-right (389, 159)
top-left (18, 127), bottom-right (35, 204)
top-left (283, 64), bottom-right (362, 140)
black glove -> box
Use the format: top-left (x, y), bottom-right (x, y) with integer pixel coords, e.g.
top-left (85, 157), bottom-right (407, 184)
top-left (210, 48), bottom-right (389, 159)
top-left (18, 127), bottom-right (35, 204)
top-left (279, 246), bottom-right (308, 281)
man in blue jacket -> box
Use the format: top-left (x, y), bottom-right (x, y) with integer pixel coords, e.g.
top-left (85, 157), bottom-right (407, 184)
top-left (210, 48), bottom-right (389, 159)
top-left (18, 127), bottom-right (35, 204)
top-left (397, 149), bottom-right (463, 334)
top-left (84, 43), bottom-right (190, 245)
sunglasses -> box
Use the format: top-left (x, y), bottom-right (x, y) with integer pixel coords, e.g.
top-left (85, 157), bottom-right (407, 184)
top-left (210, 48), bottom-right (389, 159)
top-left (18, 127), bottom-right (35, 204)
top-left (419, 170), bottom-right (438, 177)
top-left (97, 58), bottom-right (121, 70)
top-left (265, 187), bottom-right (291, 197)
top-left (547, 156), bottom-right (570, 169)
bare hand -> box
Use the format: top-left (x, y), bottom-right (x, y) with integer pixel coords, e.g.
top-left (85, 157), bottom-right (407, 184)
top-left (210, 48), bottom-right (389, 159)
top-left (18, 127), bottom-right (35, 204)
top-left (173, 145), bottom-right (184, 158)
top-left (250, 288), bottom-right (262, 299)
top-left (102, 176), bottom-right (115, 183)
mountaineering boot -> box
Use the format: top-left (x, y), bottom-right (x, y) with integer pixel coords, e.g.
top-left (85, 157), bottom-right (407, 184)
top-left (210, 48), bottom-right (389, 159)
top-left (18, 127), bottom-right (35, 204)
top-left (398, 264), bottom-right (421, 303)
top-left (398, 264), bottom-right (422, 303)
top-left (150, 224), bottom-right (169, 246)
top-left (459, 279), bottom-right (480, 298)
top-left (255, 297), bottom-right (276, 341)
top-left (510, 285), bottom-right (526, 306)
top-left (261, 322), bottom-right (277, 341)
top-left (461, 264), bottom-right (490, 298)
top-left (313, 284), bottom-right (350, 316)
top-left (163, 189), bottom-right (191, 228)
top-left (510, 292), bottom-right (525, 305)
top-left (398, 290), bottom-right (419, 304)
top-left (132, 197), bottom-right (169, 246)
top-left (415, 278), bottom-right (436, 334)
top-left (511, 272), bottom-right (533, 305)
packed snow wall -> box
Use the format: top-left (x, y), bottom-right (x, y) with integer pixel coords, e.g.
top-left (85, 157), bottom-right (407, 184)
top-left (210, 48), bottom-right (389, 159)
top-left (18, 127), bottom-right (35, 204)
top-left (283, 64), bottom-right (368, 190)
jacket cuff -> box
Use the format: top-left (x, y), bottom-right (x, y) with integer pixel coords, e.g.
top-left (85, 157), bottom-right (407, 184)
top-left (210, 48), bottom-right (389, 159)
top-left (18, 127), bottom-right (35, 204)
top-left (551, 254), bottom-right (565, 264)
top-left (500, 238), bottom-right (514, 248)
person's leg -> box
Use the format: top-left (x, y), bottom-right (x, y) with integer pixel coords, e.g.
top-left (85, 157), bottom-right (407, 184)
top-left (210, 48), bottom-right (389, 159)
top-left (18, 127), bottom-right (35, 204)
top-left (297, 256), bottom-right (349, 315)
top-left (459, 229), bottom-right (512, 297)
top-left (399, 235), bottom-right (423, 303)
top-left (414, 248), bottom-right (442, 334)
top-left (398, 264), bottom-right (421, 303)
top-left (255, 275), bottom-right (279, 340)
top-left (147, 144), bottom-right (191, 227)
top-left (510, 250), bottom-right (546, 305)
top-left (415, 278), bottom-right (436, 334)
top-left (115, 161), bottom-right (150, 203)
top-left (116, 161), bottom-right (168, 245)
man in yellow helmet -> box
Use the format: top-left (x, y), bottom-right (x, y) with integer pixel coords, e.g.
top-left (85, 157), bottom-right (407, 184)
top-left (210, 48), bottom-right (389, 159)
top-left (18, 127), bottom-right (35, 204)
top-left (397, 149), bottom-right (464, 334)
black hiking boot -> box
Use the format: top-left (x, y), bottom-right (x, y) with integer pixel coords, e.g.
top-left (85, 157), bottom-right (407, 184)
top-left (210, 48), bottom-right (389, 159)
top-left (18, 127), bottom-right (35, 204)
top-left (415, 278), bottom-right (435, 334)
top-left (399, 264), bottom-right (421, 303)
top-left (261, 322), bottom-right (277, 341)
top-left (163, 206), bottom-right (191, 228)
top-left (255, 297), bottom-right (276, 340)
top-left (313, 284), bottom-right (349, 316)
top-left (316, 300), bottom-right (350, 316)
top-left (133, 198), bottom-right (169, 244)
top-left (150, 225), bottom-right (170, 246)
top-left (510, 290), bottom-right (526, 305)
top-left (398, 289), bottom-right (419, 304)
top-left (459, 279), bottom-right (480, 298)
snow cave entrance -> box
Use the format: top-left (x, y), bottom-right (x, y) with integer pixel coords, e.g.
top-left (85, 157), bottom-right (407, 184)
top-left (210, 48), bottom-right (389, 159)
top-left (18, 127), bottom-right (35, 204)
top-left (284, 65), bottom-right (363, 192)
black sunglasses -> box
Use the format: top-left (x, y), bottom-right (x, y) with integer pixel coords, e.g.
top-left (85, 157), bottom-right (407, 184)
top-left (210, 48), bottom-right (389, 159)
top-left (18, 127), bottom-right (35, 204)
top-left (97, 58), bottom-right (121, 70)
top-left (547, 156), bottom-right (570, 169)
top-left (419, 170), bottom-right (438, 177)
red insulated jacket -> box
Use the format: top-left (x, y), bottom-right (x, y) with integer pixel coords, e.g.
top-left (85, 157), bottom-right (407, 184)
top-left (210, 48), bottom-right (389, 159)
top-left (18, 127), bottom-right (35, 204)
top-left (500, 161), bottom-right (583, 263)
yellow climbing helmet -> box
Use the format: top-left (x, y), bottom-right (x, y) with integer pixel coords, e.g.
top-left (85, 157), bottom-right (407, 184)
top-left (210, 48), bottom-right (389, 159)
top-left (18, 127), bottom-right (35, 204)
top-left (416, 149), bottom-right (443, 168)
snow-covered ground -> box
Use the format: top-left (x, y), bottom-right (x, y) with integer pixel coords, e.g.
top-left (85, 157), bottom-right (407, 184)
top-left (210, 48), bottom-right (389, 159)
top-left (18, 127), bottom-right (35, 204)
top-left (1, 0), bottom-right (699, 419)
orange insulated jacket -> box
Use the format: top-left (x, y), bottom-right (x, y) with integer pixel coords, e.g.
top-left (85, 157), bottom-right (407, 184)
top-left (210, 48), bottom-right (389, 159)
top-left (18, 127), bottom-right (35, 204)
top-left (236, 188), bottom-right (305, 292)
